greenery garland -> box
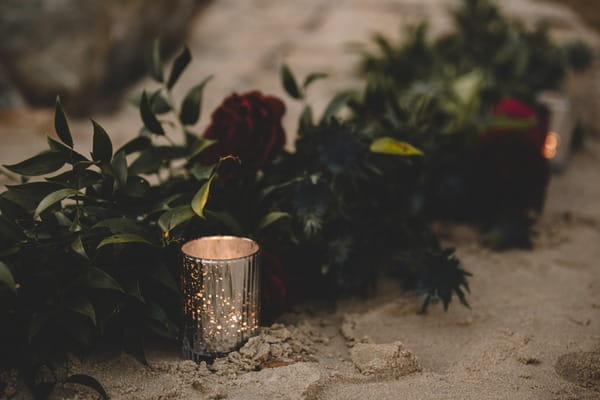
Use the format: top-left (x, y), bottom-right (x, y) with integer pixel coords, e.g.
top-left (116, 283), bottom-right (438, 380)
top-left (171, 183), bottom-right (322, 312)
top-left (0, 0), bottom-right (592, 396)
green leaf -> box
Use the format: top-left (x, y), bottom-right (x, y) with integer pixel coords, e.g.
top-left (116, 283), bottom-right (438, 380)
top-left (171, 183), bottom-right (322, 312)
top-left (257, 211), bottom-right (291, 231)
top-left (65, 375), bottom-right (109, 400)
top-left (189, 138), bottom-right (217, 158)
top-left (118, 136), bottom-right (152, 155)
top-left (189, 163), bottom-right (214, 181)
top-left (0, 261), bottom-right (16, 294)
top-left (91, 119), bottom-right (113, 163)
top-left (47, 136), bottom-right (87, 164)
top-left (92, 217), bottom-right (145, 233)
top-left (81, 267), bottom-right (123, 292)
top-left (149, 91), bottom-right (171, 114)
top-left (167, 46), bottom-right (192, 89)
top-left (96, 233), bottom-right (153, 249)
top-left (280, 64), bottom-right (302, 99)
top-left (303, 72), bottom-right (328, 89)
top-left (370, 137), bottom-right (424, 156)
top-left (2, 182), bottom-right (63, 211)
top-left (34, 188), bottom-right (79, 217)
top-left (140, 90), bottom-right (165, 135)
top-left (179, 75), bottom-right (213, 125)
top-left (191, 174), bottom-right (215, 218)
top-left (320, 91), bottom-right (354, 123)
top-left (3, 151), bottom-right (66, 176)
top-left (147, 38), bottom-right (163, 82)
top-left (129, 146), bottom-right (186, 175)
top-left (158, 205), bottom-right (196, 232)
top-left (55, 96), bottom-right (73, 147)
top-left (71, 235), bottom-right (88, 259)
top-left (298, 105), bottom-right (314, 135)
top-left (46, 169), bottom-right (103, 189)
top-left (205, 210), bottom-right (244, 235)
top-left (111, 150), bottom-right (128, 189)
top-left (67, 296), bottom-right (97, 326)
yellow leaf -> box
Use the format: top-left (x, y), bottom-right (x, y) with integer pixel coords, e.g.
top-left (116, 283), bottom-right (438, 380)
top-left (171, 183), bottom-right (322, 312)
top-left (370, 137), bottom-right (424, 156)
top-left (191, 174), bottom-right (215, 218)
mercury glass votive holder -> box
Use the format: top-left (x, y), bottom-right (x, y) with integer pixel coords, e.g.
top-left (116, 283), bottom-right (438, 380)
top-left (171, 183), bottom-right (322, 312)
top-left (181, 236), bottom-right (260, 361)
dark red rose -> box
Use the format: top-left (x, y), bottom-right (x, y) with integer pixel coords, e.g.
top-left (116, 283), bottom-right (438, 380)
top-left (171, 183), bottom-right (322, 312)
top-left (202, 91), bottom-right (286, 172)
top-left (471, 98), bottom-right (550, 217)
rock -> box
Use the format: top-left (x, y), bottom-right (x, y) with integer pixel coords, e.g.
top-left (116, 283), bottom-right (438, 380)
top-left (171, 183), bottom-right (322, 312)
top-left (555, 351), bottom-right (600, 391)
top-left (0, 0), bottom-right (203, 112)
top-left (350, 341), bottom-right (422, 379)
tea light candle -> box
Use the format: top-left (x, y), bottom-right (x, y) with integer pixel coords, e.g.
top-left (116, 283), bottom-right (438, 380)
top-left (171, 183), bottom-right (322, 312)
top-left (181, 236), bottom-right (260, 361)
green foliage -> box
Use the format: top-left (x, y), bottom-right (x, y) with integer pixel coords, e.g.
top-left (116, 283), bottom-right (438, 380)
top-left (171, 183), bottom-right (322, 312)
top-left (0, 44), bottom-right (218, 380)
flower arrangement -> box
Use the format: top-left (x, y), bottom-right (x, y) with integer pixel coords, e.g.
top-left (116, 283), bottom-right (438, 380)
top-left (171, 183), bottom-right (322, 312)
top-left (0, 0), bottom-right (593, 396)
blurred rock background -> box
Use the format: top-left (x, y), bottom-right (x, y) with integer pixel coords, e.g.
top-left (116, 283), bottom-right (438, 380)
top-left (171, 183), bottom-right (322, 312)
top-left (0, 0), bottom-right (204, 113)
top-left (0, 0), bottom-right (599, 186)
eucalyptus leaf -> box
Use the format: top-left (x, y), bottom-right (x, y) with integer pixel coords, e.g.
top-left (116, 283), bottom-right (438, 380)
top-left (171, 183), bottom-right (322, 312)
top-left (179, 75), bottom-right (213, 125)
top-left (140, 91), bottom-right (165, 135)
top-left (280, 64), bottom-right (302, 99)
top-left (0, 261), bottom-right (16, 294)
top-left (150, 91), bottom-right (171, 114)
top-left (189, 163), bottom-right (214, 181)
top-left (3, 151), bottom-right (67, 176)
top-left (54, 96), bottom-right (73, 147)
top-left (167, 46), bottom-right (191, 89)
top-left (191, 174), bottom-right (215, 218)
top-left (71, 235), bottom-right (88, 259)
top-left (91, 120), bottom-right (113, 163)
top-left (149, 264), bottom-right (179, 294)
top-left (34, 188), bottom-right (79, 217)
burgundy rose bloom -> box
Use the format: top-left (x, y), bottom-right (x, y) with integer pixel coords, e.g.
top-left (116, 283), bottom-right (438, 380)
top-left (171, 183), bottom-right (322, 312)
top-left (202, 91), bottom-right (286, 172)
top-left (471, 98), bottom-right (550, 217)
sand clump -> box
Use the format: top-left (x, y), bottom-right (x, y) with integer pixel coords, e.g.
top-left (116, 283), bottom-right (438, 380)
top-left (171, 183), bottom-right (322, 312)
top-left (350, 341), bottom-right (422, 379)
top-left (210, 322), bottom-right (319, 375)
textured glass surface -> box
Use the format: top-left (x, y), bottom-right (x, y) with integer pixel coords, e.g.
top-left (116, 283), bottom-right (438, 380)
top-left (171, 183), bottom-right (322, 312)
top-left (181, 236), bottom-right (260, 361)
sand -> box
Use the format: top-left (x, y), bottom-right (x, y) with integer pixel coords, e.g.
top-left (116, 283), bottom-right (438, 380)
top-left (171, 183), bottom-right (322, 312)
top-left (2, 0), bottom-right (600, 399)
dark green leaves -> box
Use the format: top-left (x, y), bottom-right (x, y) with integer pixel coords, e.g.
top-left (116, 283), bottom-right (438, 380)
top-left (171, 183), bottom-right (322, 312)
top-left (320, 91), bottom-right (355, 123)
top-left (167, 46), bottom-right (192, 89)
top-left (91, 120), bottom-right (113, 163)
top-left (281, 64), bottom-right (302, 99)
top-left (34, 188), bottom-right (79, 217)
top-left (3, 151), bottom-right (66, 176)
top-left (303, 72), bottom-right (328, 89)
top-left (111, 150), bottom-right (128, 189)
top-left (97, 234), bottom-right (153, 249)
top-left (179, 75), bottom-right (213, 125)
top-left (147, 38), bottom-right (163, 82)
top-left (55, 97), bottom-right (73, 147)
top-left (140, 91), bottom-right (165, 135)
top-left (158, 205), bottom-right (196, 232)
top-left (257, 211), bottom-right (290, 231)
